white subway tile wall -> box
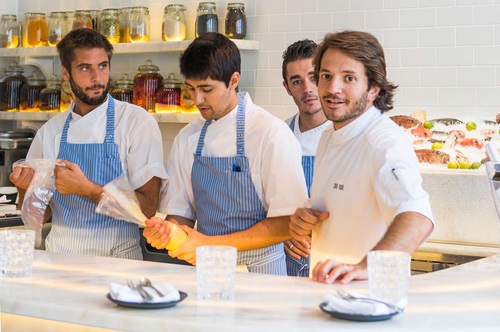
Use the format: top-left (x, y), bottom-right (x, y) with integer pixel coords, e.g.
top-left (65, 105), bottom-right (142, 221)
top-left (3, 0), bottom-right (500, 156)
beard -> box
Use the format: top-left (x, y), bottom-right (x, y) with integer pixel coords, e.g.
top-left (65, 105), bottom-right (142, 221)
top-left (69, 76), bottom-right (110, 106)
top-left (323, 90), bottom-right (369, 124)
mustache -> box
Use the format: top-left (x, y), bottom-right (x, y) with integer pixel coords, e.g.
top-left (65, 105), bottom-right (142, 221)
top-left (323, 93), bottom-right (346, 102)
top-left (86, 84), bottom-right (106, 90)
top-left (302, 94), bottom-right (318, 102)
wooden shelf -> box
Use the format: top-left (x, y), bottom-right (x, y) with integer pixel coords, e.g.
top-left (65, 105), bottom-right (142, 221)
top-left (0, 39), bottom-right (259, 58)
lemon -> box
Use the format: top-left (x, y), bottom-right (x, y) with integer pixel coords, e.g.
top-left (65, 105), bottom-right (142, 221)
top-left (465, 121), bottom-right (477, 131)
top-left (423, 121), bottom-right (434, 129)
top-left (471, 162), bottom-right (482, 170)
top-left (431, 142), bottom-right (443, 150)
top-left (459, 161), bottom-right (471, 169)
top-left (447, 161), bottom-right (459, 169)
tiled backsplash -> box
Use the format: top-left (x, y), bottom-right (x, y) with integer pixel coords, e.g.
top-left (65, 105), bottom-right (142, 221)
top-left (3, 0), bottom-right (500, 157)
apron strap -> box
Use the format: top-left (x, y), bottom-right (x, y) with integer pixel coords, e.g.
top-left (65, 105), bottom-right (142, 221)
top-left (61, 95), bottom-right (115, 144)
top-left (289, 114), bottom-right (297, 131)
top-left (196, 120), bottom-right (212, 156)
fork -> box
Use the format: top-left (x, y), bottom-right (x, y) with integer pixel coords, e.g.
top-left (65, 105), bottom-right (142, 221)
top-left (127, 279), bottom-right (153, 301)
top-left (336, 289), bottom-right (403, 313)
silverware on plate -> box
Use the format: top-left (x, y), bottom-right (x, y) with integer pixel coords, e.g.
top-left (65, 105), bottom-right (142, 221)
top-left (127, 279), bottom-right (153, 301)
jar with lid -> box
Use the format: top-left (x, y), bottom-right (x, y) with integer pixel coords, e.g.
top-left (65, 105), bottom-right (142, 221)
top-left (180, 85), bottom-right (198, 113)
top-left (129, 6), bottom-right (150, 43)
top-left (195, 2), bottom-right (218, 37)
top-left (162, 4), bottom-right (186, 42)
top-left (100, 8), bottom-right (121, 44)
top-left (89, 10), bottom-right (100, 31)
top-left (19, 70), bottom-right (46, 112)
top-left (110, 73), bottom-right (133, 103)
top-left (27, 13), bottom-right (48, 47)
top-left (120, 7), bottom-right (133, 43)
top-left (0, 15), bottom-right (19, 48)
top-left (225, 3), bottom-right (246, 39)
top-left (156, 73), bottom-right (181, 113)
top-left (39, 75), bottom-right (61, 112)
top-left (48, 11), bottom-right (69, 47)
top-left (133, 59), bottom-right (163, 113)
top-left (0, 61), bottom-right (27, 112)
top-left (60, 79), bottom-right (74, 111)
top-left (21, 13), bottom-right (33, 47)
top-left (72, 10), bottom-right (92, 30)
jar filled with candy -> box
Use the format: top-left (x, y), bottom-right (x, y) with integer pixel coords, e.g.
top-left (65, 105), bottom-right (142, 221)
top-left (133, 59), bottom-right (163, 112)
top-left (19, 70), bottom-right (46, 112)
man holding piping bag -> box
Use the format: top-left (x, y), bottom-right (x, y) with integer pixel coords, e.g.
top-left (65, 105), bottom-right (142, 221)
top-left (10, 29), bottom-right (167, 259)
top-left (144, 33), bottom-right (308, 275)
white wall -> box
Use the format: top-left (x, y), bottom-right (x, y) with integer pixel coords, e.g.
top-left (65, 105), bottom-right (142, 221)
top-left (4, 0), bottom-right (500, 153)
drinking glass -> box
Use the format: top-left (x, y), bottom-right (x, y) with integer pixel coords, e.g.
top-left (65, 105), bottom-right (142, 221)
top-left (196, 245), bottom-right (237, 300)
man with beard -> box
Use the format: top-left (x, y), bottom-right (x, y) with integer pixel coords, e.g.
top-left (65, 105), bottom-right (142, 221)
top-left (9, 28), bottom-right (167, 259)
top-left (289, 31), bottom-right (434, 284)
top-left (281, 39), bottom-right (331, 277)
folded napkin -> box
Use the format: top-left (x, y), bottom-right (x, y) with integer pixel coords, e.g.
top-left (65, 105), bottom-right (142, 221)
top-left (109, 281), bottom-right (181, 303)
top-left (322, 293), bottom-right (395, 316)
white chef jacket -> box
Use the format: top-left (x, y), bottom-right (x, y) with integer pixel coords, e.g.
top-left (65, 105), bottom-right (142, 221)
top-left (285, 114), bottom-right (332, 155)
top-left (163, 92), bottom-right (308, 220)
top-left (27, 97), bottom-right (168, 190)
top-left (310, 106), bottom-right (434, 268)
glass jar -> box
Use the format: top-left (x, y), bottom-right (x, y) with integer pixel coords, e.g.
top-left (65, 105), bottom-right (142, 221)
top-left (0, 61), bottom-right (27, 112)
top-left (21, 13), bottom-right (33, 47)
top-left (0, 15), bottom-right (19, 48)
top-left (89, 10), bottom-right (100, 31)
top-left (39, 75), bottom-right (61, 112)
top-left (120, 7), bottom-right (133, 43)
top-left (129, 6), bottom-right (150, 43)
top-left (162, 4), bottom-right (186, 42)
top-left (19, 70), bottom-right (46, 112)
top-left (60, 79), bottom-right (74, 111)
top-left (195, 2), bottom-right (218, 37)
top-left (100, 8), bottom-right (121, 44)
top-left (133, 59), bottom-right (163, 113)
top-left (72, 10), bottom-right (92, 30)
top-left (155, 73), bottom-right (181, 113)
top-left (225, 3), bottom-right (246, 39)
top-left (48, 11), bottom-right (69, 47)
top-left (27, 13), bottom-right (48, 47)
top-left (180, 84), bottom-right (198, 113)
top-left (110, 73), bottom-right (133, 103)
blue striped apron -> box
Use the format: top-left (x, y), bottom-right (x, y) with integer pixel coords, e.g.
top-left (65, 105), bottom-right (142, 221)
top-left (46, 96), bottom-right (142, 260)
top-left (285, 114), bottom-right (312, 277)
top-left (191, 96), bottom-right (286, 275)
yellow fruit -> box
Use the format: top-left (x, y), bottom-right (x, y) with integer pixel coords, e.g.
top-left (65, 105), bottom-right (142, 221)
top-left (471, 162), bottom-right (481, 169)
top-left (431, 142), bottom-right (443, 150)
top-left (423, 121), bottom-right (434, 129)
top-left (447, 161), bottom-right (459, 169)
top-left (465, 121), bottom-right (477, 131)
top-left (459, 161), bottom-right (471, 169)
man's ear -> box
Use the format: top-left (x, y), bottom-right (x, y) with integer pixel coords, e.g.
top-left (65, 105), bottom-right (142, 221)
top-left (283, 81), bottom-right (292, 96)
top-left (229, 72), bottom-right (240, 90)
top-left (61, 66), bottom-right (70, 81)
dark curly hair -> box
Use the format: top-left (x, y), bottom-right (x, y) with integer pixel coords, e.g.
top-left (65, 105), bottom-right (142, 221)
top-left (282, 39), bottom-right (317, 82)
top-left (313, 30), bottom-right (398, 112)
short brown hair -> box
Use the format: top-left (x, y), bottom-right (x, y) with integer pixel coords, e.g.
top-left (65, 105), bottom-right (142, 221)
top-left (313, 30), bottom-right (398, 112)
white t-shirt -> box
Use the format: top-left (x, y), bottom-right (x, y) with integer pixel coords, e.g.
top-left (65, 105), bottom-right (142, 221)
top-left (163, 92), bottom-right (308, 220)
top-left (310, 106), bottom-right (434, 267)
top-left (27, 97), bottom-right (168, 190)
top-left (285, 114), bottom-right (332, 156)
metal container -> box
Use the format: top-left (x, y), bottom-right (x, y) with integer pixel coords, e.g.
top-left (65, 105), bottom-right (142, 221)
top-left (0, 130), bottom-right (34, 187)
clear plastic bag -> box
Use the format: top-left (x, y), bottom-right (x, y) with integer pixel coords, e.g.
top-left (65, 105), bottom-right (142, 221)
top-left (96, 175), bottom-right (147, 226)
top-left (17, 159), bottom-right (63, 247)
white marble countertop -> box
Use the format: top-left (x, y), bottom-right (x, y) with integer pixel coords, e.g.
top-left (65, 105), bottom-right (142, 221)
top-left (1, 250), bottom-right (500, 331)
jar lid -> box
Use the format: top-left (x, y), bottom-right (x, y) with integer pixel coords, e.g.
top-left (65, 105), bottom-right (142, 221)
top-left (166, 4), bottom-right (186, 11)
top-left (137, 59), bottom-right (160, 73)
top-left (227, 3), bottom-right (245, 9)
top-left (45, 74), bottom-right (61, 87)
top-left (26, 70), bottom-right (46, 85)
top-left (131, 6), bottom-right (149, 13)
top-left (163, 73), bottom-right (181, 88)
top-left (102, 8), bottom-right (122, 14)
top-left (115, 73), bottom-right (133, 85)
top-left (1, 14), bottom-right (17, 21)
top-left (4, 61), bottom-right (24, 73)
top-left (198, 2), bottom-right (216, 9)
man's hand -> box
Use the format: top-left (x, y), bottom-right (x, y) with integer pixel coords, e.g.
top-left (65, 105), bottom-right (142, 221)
top-left (312, 260), bottom-right (368, 284)
top-left (9, 164), bottom-right (35, 191)
top-left (54, 159), bottom-right (102, 202)
top-left (289, 207), bottom-right (329, 241)
top-left (284, 238), bottom-right (310, 259)
top-left (143, 217), bottom-right (172, 249)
